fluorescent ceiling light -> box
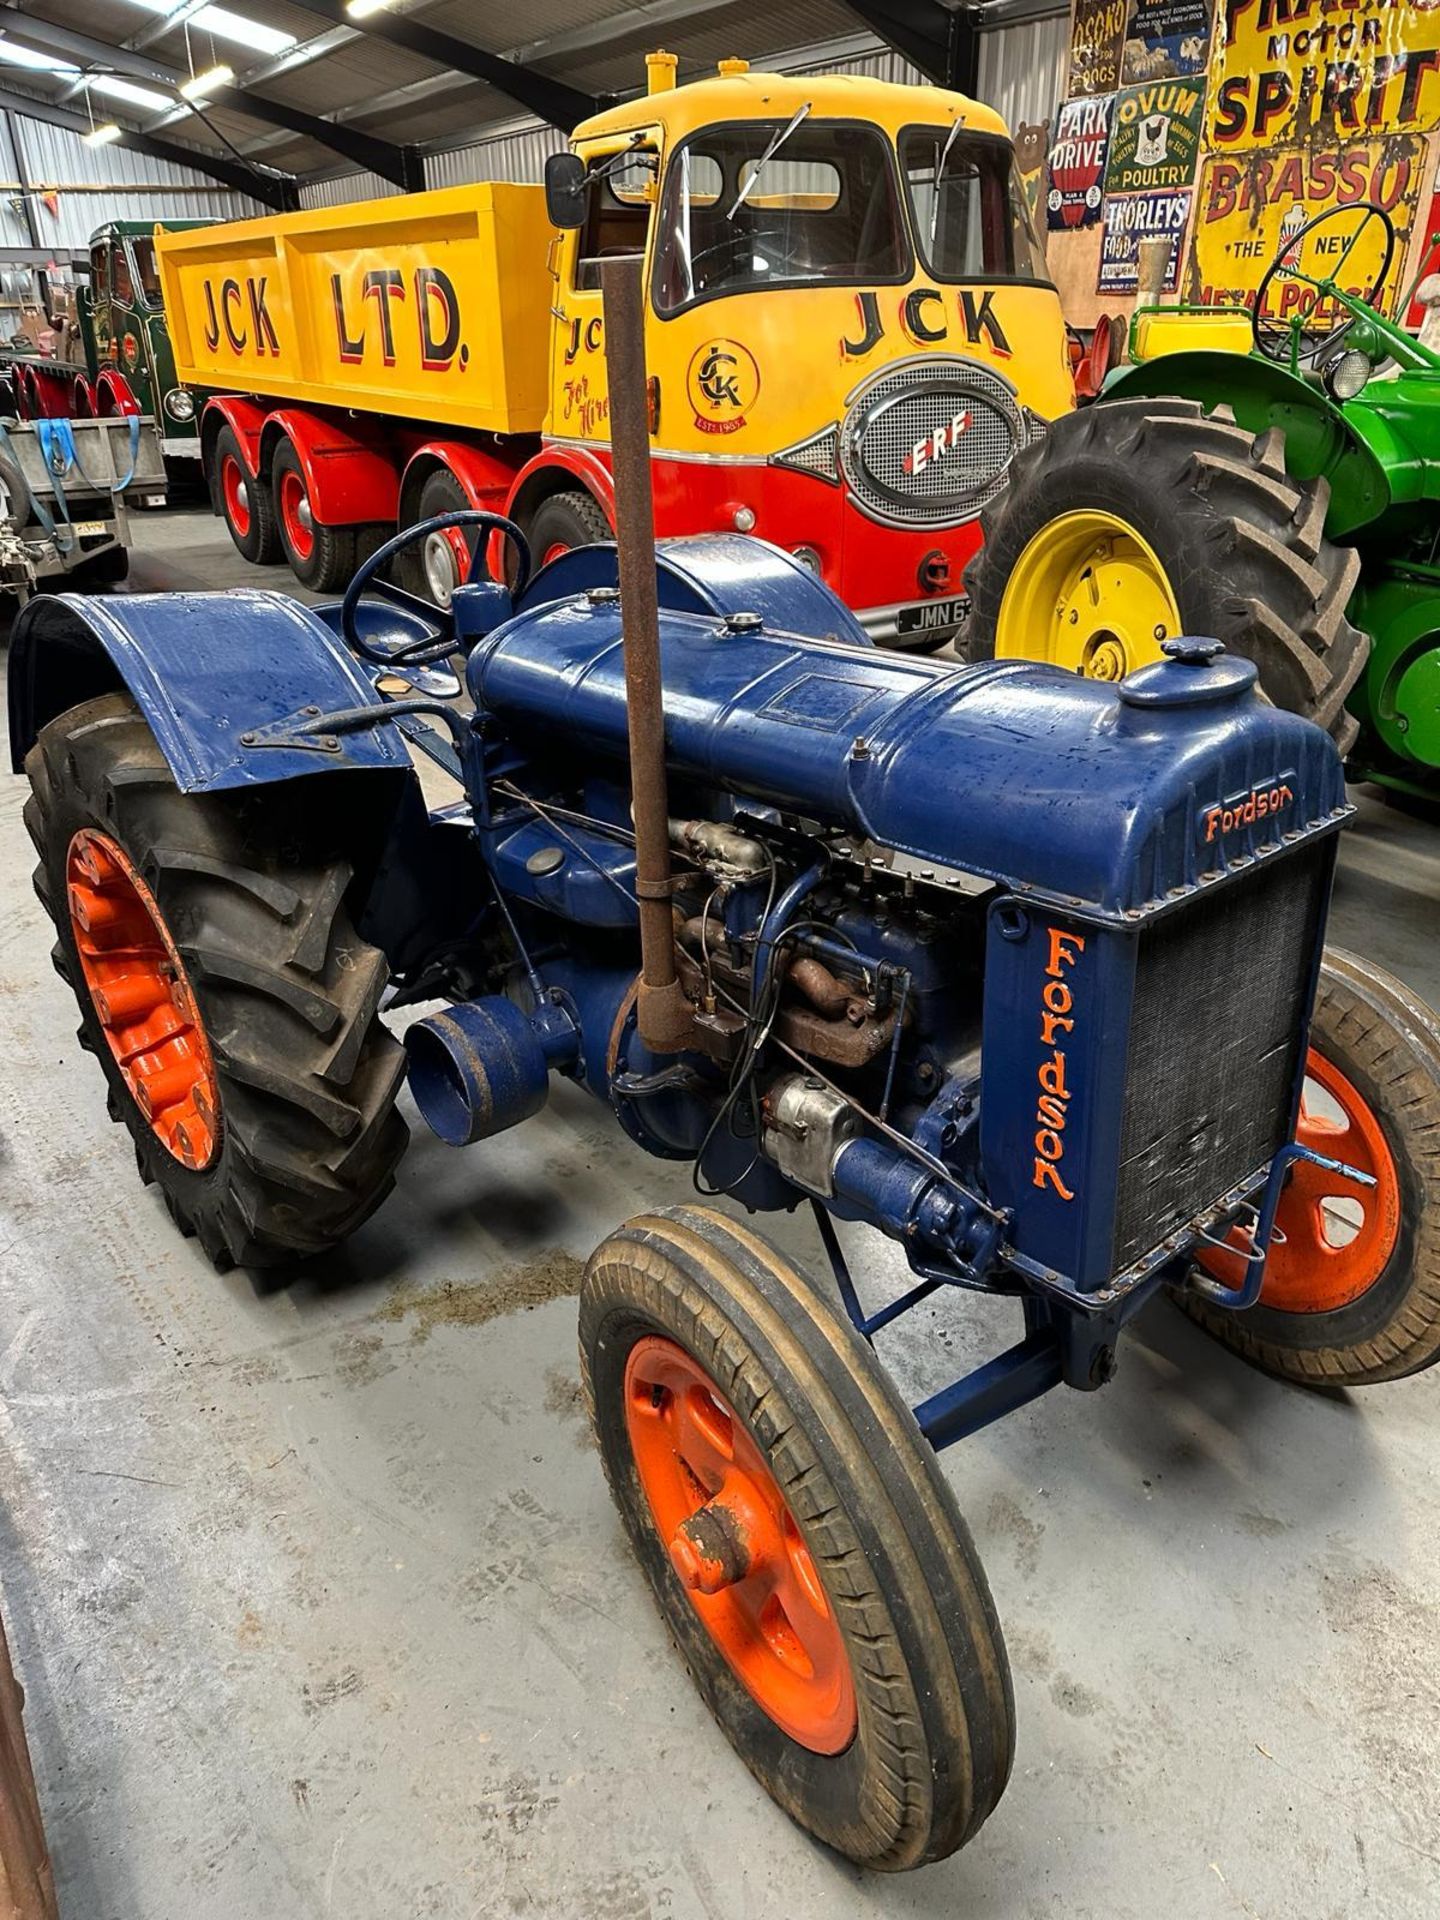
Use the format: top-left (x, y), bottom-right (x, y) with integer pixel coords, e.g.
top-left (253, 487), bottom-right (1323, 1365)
top-left (91, 74), bottom-right (175, 112)
top-left (180, 62), bottom-right (234, 99)
top-left (84, 123), bottom-right (124, 146)
top-left (118, 2), bottom-right (297, 58)
top-left (0, 41), bottom-right (79, 75)
top-left (346, 0), bottom-right (395, 16)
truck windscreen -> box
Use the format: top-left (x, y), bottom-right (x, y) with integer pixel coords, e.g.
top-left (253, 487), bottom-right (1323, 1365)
top-left (653, 121), bottom-right (909, 313)
top-left (898, 128), bottom-right (1048, 284)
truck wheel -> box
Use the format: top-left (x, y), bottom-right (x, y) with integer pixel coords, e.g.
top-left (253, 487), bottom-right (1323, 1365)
top-left (211, 423), bottom-right (280, 566)
top-left (272, 440), bottom-right (357, 593)
top-left (401, 467), bottom-right (477, 607)
top-left (1177, 949), bottom-right (1440, 1385)
top-left (23, 692), bottom-right (408, 1270)
top-left (580, 1205), bottom-right (1013, 1870)
top-left (529, 489), bottom-right (611, 567)
top-left (966, 398), bottom-right (1369, 754)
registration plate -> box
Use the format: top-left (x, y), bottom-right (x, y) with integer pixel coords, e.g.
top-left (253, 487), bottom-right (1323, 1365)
top-left (74, 520), bottom-right (108, 538)
top-left (896, 594), bottom-right (967, 637)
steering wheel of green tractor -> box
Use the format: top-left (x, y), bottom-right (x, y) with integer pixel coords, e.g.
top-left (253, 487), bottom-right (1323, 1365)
top-left (341, 510), bottom-right (531, 668)
top-left (1252, 201), bottom-right (1395, 368)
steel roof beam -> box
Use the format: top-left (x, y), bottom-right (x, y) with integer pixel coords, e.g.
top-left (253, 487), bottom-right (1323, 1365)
top-left (282, 0), bottom-right (603, 131)
top-left (840, 0), bottom-right (979, 88)
top-left (0, 8), bottom-right (422, 186)
top-left (0, 84), bottom-right (297, 211)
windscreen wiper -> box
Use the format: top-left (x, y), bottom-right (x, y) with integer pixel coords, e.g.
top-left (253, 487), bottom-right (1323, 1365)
top-left (930, 117), bottom-right (966, 248)
top-left (727, 103), bottom-right (812, 221)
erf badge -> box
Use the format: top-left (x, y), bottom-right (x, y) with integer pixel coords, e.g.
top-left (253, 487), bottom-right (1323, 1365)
top-left (687, 339), bottom-right (760, 434)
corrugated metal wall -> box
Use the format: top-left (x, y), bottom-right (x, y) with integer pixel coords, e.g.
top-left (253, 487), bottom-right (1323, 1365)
top-left (978, 11), bottom-right (1069, 136)
top-left (0, 115), bottom-right (266, 253)
top-left (299, 168), bottom-right (405, 209)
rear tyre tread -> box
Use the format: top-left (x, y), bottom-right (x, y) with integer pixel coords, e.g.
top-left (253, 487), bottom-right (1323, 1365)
top-left (26, 691), bottom-right (407, 1269)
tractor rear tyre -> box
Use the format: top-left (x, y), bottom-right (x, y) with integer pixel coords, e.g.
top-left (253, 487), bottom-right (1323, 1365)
top-left (529, 490), bottom-right (611, 569)
top-left (272, 439), bottom-right (357, 593)
top-left (580, 1205), bottom-right (1013, 1870)
top-left (1178, 948), bottom-right (1440, 1385)
top-left (212, 422), bottom-right (280, 566)
top-left (966, 397), bottom-right (1369, 754)
top-left (24, 692), bottom-right (408, 1270)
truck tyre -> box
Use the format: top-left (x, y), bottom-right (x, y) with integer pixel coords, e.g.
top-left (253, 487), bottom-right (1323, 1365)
top-left (401, 467), bottom-right (478, 606)
top-left (212, 423), bottom-right (280, 566)
top-left (965, 398), bottom-right (1369, 754)
top-left (529, 489), bottom-right (611, 567)
top-left (272, 439), bottom-right (358, 593)
top-left (24, 691), bottom-right (409, 1270)
top-left (580, 1205), bottom-right (1013, 1870)
top-left (1178, 948), bottom-right (1440, 1386)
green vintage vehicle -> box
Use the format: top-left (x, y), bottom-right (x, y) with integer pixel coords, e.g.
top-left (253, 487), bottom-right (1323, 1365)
top-left (967, 203), bottom-right (1440, 802)
top-left (10, 220), bottom-right (209, 470)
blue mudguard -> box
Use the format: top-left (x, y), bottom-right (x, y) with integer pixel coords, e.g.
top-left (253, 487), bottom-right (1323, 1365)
top-left (7, 588), bottom-right (411, 791)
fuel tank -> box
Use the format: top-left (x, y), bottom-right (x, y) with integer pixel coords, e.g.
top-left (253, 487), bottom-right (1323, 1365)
top-left (467, 595), bottom-right (1349, 921)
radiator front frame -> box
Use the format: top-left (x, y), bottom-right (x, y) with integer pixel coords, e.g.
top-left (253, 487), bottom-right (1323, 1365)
top-left (979, 834), bottom-right (1339, 1299)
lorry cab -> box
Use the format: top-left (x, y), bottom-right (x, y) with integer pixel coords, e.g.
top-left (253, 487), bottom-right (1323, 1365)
top-left (80, 219), bottom-right (207, 452)
top-left (544, 53), bottom-right (1073, 644)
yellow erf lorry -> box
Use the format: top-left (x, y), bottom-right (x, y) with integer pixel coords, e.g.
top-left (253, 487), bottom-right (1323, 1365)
top-left (157, 52), bottom-right (1074, 646)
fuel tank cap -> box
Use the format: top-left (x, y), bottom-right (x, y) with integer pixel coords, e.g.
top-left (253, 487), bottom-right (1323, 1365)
top-left (1118, 636), bottom-right (1258, 708)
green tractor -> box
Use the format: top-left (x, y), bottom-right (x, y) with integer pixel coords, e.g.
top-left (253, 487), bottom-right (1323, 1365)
top-left (967, 202), bottom-right (1440, 800)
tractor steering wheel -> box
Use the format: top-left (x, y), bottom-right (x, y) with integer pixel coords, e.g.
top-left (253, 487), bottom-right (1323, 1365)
top-left (341, 510), bottom-right (531, 668)
top-left (1252, 202), bottom-right (1396, 368)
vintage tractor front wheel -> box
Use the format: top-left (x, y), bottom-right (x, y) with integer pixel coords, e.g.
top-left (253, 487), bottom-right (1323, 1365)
top-left (580, 1205), bottom-right (1013, 1870)
top-left (1179, 949), bottom-right (1440, 1385)
top-left (966, 397), bottom-right (1369, 753)
top-left (24, 692), bottom-right (408, 1269)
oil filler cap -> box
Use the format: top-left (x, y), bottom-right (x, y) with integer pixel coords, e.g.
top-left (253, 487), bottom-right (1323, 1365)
top-left (1118, 635), bottom-right (1258, 709)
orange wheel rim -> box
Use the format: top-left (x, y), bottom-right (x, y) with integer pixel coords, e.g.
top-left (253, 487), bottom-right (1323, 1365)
top-left (624, 1336), bottom-right (857, 1754)
top-left (1200, 1047), bottom-right (1400, 1313)
top-left (541, 539), bottom-right (570, 566)
top-left (66, 829), bottom-right (221, 1172)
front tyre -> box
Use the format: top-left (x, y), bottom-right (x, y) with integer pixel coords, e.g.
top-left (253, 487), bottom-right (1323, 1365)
top-left (528, 489), bottom-right (611, 568)
top-left (965, 397), bottom-right (1369, 753)
top-left (580, 1205), bottom-right (1013, 1870)
top-left (24, 693), bottom-right (408, 1269)
top-left (1179, 949), bottom-right (1440, 1385)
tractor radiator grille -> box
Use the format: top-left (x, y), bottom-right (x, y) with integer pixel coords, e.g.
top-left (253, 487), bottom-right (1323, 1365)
top-left (1111, 847), bottom-right (1328, 1275)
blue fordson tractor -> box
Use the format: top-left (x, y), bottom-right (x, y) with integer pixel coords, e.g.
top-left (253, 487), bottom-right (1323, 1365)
top-left (9, 263), bottom-right (1440, 1870)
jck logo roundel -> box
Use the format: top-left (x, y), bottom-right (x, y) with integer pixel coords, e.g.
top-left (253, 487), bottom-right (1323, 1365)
top-left (687, 338), bottom-right (760, 434)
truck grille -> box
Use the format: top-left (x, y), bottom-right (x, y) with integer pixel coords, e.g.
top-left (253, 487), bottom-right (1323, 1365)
top-left (838, 356), bottom-right (1032, 530)
top-left (1112, 848), bottom-right (1328, 1274)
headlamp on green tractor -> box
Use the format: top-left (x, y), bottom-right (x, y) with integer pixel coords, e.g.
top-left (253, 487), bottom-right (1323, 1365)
top-left (1324, 347), bottom-right (1373, 401)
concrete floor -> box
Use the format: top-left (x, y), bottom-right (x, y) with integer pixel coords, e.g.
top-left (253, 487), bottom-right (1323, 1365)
top-left (2, 507), bottom-right (1439, 1919)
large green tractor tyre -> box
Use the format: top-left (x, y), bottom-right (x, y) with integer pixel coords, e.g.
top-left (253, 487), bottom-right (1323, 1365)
top-left (25, 692), bottom-right (408, 1270)
top-left (966, 397), bottom-right (1369, 755)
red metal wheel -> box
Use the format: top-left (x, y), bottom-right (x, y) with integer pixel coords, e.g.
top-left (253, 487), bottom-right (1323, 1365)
top-left (1200, 1046), bottom-right (1400, 1313)
top-left (541, 539), bottom-right (570, 566)
top-left (65, 827), bottom-right (220, 1171)
top-left (623, 1334), bottom-right (857, 1754)
top-left (220, 454), bottom-right (251, 540)
top-left (278, 467), bottom-right (315, 562)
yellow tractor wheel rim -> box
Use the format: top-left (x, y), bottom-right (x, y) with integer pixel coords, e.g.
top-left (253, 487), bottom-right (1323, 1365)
top-left (995, 509), bottom-right (1183, 682)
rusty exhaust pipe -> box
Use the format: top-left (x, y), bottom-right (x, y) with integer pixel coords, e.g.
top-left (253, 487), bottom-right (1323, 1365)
top-left (601, 255), bottom-right (693, 1054)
